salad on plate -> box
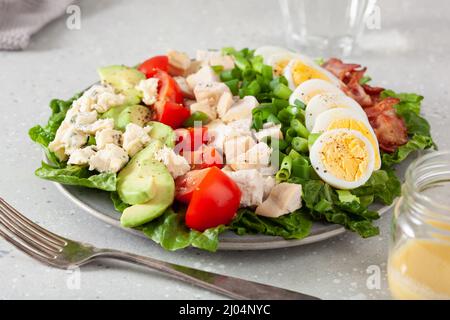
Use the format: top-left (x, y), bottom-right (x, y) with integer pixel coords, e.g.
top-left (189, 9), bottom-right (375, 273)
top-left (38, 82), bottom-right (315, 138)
top-left (29, 46), bottom-right (434, 251)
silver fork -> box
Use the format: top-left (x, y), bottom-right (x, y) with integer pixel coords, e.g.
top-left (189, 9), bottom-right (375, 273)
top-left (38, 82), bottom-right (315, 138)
top-left (0, 198), bottom-right (318, 300)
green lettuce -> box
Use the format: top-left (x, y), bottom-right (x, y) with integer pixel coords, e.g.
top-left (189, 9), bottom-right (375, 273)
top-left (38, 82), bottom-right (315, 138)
top-left (35, 162), bottom-right (117, 191)
top-left (352, 168), bottom-right (401, 205)
top-left (380, 90), bottom-right (435, 166)
top-left (29, 94), bottom-right (81, 167)
top-left (142, 209), bottom-right (225, 252)
top-left (110, 192), bottom-right (130, 213)
top-left (230, 209), bottom-right (312, 239)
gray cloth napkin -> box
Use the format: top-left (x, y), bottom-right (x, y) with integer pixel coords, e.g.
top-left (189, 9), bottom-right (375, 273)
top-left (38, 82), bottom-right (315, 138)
top-left (0, 0), bottom-right (73, 50)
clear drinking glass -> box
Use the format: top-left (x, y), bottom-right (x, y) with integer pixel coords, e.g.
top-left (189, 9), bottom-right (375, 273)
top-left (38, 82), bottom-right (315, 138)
top-left (279, 0), bottom-right (376, 56)
top-left (388, 151), bottom-right (450, 300)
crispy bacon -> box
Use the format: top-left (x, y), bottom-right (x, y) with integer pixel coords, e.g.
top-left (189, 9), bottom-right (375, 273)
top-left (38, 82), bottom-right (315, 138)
top-left (324, 58), bottom-right (382, 107)
top-left (364, 97), bottom-right (408, 152)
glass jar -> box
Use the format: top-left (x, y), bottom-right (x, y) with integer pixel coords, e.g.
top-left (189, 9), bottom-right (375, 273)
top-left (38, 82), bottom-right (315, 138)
top-left (388, 151), bottom-right (450, 300)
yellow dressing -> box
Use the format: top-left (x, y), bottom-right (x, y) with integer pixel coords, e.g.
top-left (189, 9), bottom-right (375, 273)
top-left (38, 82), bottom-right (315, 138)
top-left (388, 239), bottom-right (450, 299)
top-left (320, 132), bottom-right (369, 181)
top-left (291, 60), bottom-right (330, 87)
top-left (327, 118), bottom-right (381, 169)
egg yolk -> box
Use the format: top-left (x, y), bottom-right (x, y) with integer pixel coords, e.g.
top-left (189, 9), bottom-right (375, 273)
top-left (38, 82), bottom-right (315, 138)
top-left (326, 118), bottom-right (380, 169)
top-left (273, 59), bottom-right (291, 76)
top-left (291, 60), bottom-right (330, 87)
top-left (319, 132), bottom-right (369, 182)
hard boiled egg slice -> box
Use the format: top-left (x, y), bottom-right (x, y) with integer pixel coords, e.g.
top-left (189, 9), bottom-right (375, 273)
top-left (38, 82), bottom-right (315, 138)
top-left (312, 108), bottom-right (380, 170)
top-left (283, 56), bottom-right (340, 90)
top-left (305, 93), bottom-right (367, 131)
top-left (289, 79), bottom-right (343, 106)
top-left (254, 46), bottom-right (300, 76)
top-left (310, 129), bottom-right (375, 189)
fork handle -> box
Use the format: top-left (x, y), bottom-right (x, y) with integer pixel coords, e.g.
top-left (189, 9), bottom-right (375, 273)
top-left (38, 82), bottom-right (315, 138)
top-left (94, 249), bottom-right (318, 300)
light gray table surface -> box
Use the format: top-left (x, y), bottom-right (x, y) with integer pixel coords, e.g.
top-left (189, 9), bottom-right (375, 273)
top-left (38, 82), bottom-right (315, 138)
top-left (0, 0), bottom-right (449, 300)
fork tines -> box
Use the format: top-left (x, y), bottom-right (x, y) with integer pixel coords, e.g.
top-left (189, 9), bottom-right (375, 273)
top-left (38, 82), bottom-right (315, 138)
top-left (0, 197), bottom-right (66, 262)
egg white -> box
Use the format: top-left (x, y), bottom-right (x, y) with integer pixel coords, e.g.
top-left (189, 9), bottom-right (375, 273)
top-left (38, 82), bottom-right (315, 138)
top-left (311, 108), bottom-right (380, 170)
top-left (289, 79), bottom-right (343, 106)
top-left (305, 93), bottom-right (367, 131)
top-left (310, 129), bottom-right (375, 189)
top-left (283, 57), bottom-right (341, 90)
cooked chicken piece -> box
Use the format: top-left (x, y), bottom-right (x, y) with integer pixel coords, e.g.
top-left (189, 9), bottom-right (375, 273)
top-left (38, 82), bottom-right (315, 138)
top-left (205, 119), bottom-right (232, 153)
top-left (255, 183), bottom-right (303, 218)
top-left (186, 66), bottom-right (219, 90)
top-left (224, 169), bottom-right (265, 207)
top-left (174, 76), bottom-right (194, 99)
top-left (193, 82), bottom-right (230, 109)
top-left (253, 123), bottom-right (283, 142)
top-left (221, 96), bottom-right (259, 123)
top-left (196, 50), bottom-right (235, 70)
top-left (216, 92), bottom-right (234, 118)
top-left (224, 135), bottom-right (256, 163)
top-left (263, 176), bottom-right (276, 199)
top-left (189, 100), bottom-right (217, 120)
top-left (231, 142), bottom-right (272, 171)
top-left (167, 50), bottom-right (191, 76)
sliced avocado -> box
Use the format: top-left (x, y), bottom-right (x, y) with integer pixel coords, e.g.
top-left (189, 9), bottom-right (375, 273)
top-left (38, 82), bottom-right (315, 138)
top-left (120, 162), bottom-right (174, 228)
top-left (117, 105), bottom-right (152, 131)
top-left (147, 121), bottom-right (176, 148)
top-left (117, 140), bottom-right (163, 205)
top-left (98, 65), bottom-right (146, 105)
top-left (100, 104), bottom-right (128, 122)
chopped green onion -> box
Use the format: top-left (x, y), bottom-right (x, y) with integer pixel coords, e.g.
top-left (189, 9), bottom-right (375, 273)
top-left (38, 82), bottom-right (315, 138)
top-left (285, 127), bottom-right (297, 143)
top-left (266, 113), bottom-right (281, 125)
top-left (288, 149), bottom-right (301, 160)
top-left (314, 57), bottom-right (325, 66)
top-left (250, 55), bottom-right (264, 73)
top-left (183, 111), bottom-right (210, 127)
top-left (251, 113), bottom-right (263, 130)
top-left (291, 119), bottom-right (309, 138)
top-left (224, 79), bottom-right (239, 95)
top-left (291, 160), bottom-right (310, 179)
top-left (359, 75), bottom-right (372, 85)
top-left (245, 80), bottom-right (261, 96)
top-left (234, 55), bottom-right (251, 70)
top-left (222, 47), bottom-right (237, 56)
top-left (220, 69), bottom-right (234, 82)
top-left (277, 109), bottom-right (294, 124)
top-left (211, 65), bottom-right (224, 74)
top-left (272, 98), bottom-right (289, 111)
top-left (242, 68), bottom-right (256, 80)
top-left (87, 136), bottom-right (96, 146)
top-left (308, 132), bottom-right (321, 149)
top-left (291, 136), bottom-right (309, 153)
top-left (293, 99), bottom-right (306, 110)
top-left (273, 83), bottom-right (292, 100)
top-left (261, 65), bottom-right (273, 81)
top-left (269, 137), bottom-right (289, 151)
top-left (276, 155), bottom-right (292, 182)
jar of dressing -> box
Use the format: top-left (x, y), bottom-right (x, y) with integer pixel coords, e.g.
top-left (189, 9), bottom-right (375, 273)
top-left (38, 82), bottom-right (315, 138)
top-left (388, 151), bottom-right (450, 299)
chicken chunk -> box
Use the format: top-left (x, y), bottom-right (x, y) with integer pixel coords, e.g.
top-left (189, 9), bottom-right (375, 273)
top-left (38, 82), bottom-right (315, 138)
top-left (174, 76), bottom-right (194, 99)
top-left (155, 146), bottom-right (191, 179)
top-left (224, 169), bottom-right (265, 207)
top-left (189, 100), bottom-right (217, 121)
top-left (255, 183), bottom-right (302, 218)
top-left (194, 82), bottom-right (231, 109)
top-left (167, 50), bottom-right (191, 76)
top-left (216, 92), bottom-right (234, 118)
top-left (196, 50), bottom-right (235, 70)
top-left (221, 96), bottom-right (259, 123)
top-left (253, 123), bottom-right (283, 142)
top-left (186, 66), bottom-right (219, 90)
top-left (122, 123), bottom-right (152, 157)
top-left (224, 135), bottom-right (256, 163)
top-left (231, 142), bottom-right (272, 171)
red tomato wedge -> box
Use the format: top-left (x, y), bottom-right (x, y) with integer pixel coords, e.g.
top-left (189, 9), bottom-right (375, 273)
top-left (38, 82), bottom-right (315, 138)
top-left (155, 100), bottom-right (190, 129)
top-left (185, 167), bottom-right (241, 231)
top-left (175, 168), bottom-right (209, 203)
top-left (192, 145), bottom-right (224, 170)
top-left (153, 70), bottom-right (184, 104)
top-left (138, 55), bottom-right (169, 78)
top-left (175, 127), bottom-right (209, 152)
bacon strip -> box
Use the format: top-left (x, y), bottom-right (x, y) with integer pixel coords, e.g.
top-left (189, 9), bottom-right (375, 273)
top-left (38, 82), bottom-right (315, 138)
top-left (364, 97), bottom-right (408, 152)
top-left (323, 58), bottom-right (409, 152)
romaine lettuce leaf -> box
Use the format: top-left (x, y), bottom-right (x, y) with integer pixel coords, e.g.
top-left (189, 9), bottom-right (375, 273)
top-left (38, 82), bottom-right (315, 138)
top-left (230, 209), bottom-right (312, 239)
top-left (380, 90), bottom-right (435, 166)
top-left (35, 162), bottom-right (117, 191)
top-left (142, 209), bottom-right (225, 252)
top-left (110, 192), bottom-right (129, 213)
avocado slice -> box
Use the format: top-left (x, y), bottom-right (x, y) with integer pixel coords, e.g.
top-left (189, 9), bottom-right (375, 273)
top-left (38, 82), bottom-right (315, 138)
top-left (98, 65), bottom-right (146, 105)
top-left (117, 140), bottom-right (163, 205)
top-left (101, 105), bottom-right (151, 131)
top-left (117, 105), bottom-right (151, 131)
top-left (120, 162), bottom-right (174, 228)
top-left (147, 121), bottom-right (176, 148)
